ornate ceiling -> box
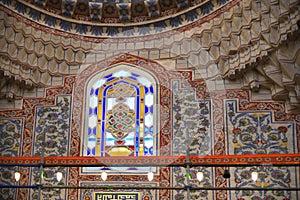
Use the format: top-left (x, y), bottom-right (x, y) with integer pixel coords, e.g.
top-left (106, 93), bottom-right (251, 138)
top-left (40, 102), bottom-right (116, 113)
top-left (0, 0), bottom-right (299, 112)
top-left (0, 0), bottom-right (237, 37)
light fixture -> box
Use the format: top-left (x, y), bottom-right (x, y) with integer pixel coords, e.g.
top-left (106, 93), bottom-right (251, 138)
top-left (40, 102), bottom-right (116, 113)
top-left (147, 171), bottom-right (154, 181)
top-left (223, 169), bottom-right (231, 179)
top-left (101, 171), bottom-right (107, 181)
top-left (56, 172), bottom-right (63, 182)
top-left (251, 171), bottom-right (258, 182)
top-left (196, 172), bottom-right (204, 182)
top-left (14, 172), bottom-right (21, 182)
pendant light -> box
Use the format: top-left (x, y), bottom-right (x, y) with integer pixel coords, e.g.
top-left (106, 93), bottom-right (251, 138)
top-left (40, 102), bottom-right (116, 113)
top-left (101, 171), bottom-right (108, 181)
top-left (56, 172), bottom-right (63, 182)
top-left (147, 171), bottom-right (154, 181)
top-left (196, 172), bottom-right (204, 182)
top-left (14, 172), bottom-right (21, 182)
top-left (251, 171), bottom-right (258, 182)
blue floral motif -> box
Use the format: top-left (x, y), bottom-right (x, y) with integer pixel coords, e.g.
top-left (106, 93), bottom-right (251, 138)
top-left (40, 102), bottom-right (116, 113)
top-left (172, 80), bottom-right (213, 198)
top-left (138, 25), bottom-right (151, 35)
top-left (201, 2), bottom-right (214, 15)
top-left (0, 167), bottom-right (16, 199)
top-left (233, 166), bottom-right (293, 199)
top-left (170, 16), bottom-right (183, 27)
top-left (185, 10), bottom-right (198, 22)
top-left (122, 27), bottom-right (134, 36)
top-left (60, 21), bottom-right (72, 31)
top-left (33, 96), bottom-right (71, 157)
top-left (44, 15), bottom-right (56, 27)
top-left (154, 21), bottom-right (167, 33)
top-left (107, 26), bottom-right (119, 36)
top-left (14, 2), bottom-right (26, 14)
top-left (172, 80), bottom-right (212, 156)
top-left (29, 9), bottom-right (41, 21)
top-left (226, 100), bottom-right (294, 155)
top-left (0, 118), bottom-right (23, 156)
top-left (30, 167), bottom-right (66, 199)
top-left (225, 100), bottom-right (297, 199)
top-left (76, 24), bottom-right (88, 34)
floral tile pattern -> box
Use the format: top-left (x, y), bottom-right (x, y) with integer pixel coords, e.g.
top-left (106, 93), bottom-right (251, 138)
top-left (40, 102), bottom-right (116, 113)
top-left (0, 118), bottom-right (23, 156)
top-left (172, 79), bottom-right (213, 199)
top-left (29, 95), bottom-right (71, 200)
top-left (0, 118), bottom-right (23, 199)
top-left (225, 99), bottom-right (298, 199)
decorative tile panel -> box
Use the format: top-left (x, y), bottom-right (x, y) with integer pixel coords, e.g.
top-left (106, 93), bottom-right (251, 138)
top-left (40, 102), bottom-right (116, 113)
top-left (172, 79), bottom-right (213, 200)
top-left (29, 95), bottom-right (71, 200)
top-left (0, 118), bottom-right (23, 156)
top-left (225, 99), bottom-right (299, 199)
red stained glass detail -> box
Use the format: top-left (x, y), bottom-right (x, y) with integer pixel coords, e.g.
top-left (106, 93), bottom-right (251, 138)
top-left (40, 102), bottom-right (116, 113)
top-left (128, 146), bottom-right (134, 150)
top-left (117, 112), bottom-right (124, 117)
top-left (117, 124), bottom-right (123, 129)
top-left (116, 140), bottom-right (124, 145)
top-left (118, 97), bottom-right (125, 102)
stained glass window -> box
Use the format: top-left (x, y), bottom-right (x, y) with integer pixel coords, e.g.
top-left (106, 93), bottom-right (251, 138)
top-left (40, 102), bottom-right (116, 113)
top-left (84, 67), bottom-right (157, 172)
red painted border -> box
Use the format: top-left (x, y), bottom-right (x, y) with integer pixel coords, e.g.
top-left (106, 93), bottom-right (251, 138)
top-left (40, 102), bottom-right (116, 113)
top-left (1, 154), bottom-right (299, 167)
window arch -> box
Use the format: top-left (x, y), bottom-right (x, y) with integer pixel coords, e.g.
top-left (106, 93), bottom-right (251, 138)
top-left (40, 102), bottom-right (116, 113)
top-left (83, 64), bottom-right (158, 170)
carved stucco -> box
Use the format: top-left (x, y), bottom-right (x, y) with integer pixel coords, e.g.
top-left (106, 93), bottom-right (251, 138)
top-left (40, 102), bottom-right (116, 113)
top-left (0, 0), bottom-right (299, 111)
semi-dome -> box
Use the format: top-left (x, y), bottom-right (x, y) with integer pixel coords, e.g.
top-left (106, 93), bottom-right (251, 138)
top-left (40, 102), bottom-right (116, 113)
top-left (1, 0), bottom-right (232, 37)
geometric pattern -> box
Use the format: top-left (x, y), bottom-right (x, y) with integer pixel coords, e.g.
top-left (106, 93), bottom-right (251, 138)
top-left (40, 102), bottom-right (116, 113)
top-left (0, 0), bottom-right (235, 36)
top-left (83, 67), bottom-right (157, 173)
top-left (85, 69), bottom-right (155, 158)
top-left (0, 53), bottom-right (299, 200)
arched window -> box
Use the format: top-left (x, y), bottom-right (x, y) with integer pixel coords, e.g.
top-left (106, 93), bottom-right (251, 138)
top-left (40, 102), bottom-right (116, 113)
top-left (83, 64), bottom-right (158, 171)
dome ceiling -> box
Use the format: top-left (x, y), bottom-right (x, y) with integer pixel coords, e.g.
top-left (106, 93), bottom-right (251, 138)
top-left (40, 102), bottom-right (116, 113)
top-left (1, 0), bottom-right (234, 37)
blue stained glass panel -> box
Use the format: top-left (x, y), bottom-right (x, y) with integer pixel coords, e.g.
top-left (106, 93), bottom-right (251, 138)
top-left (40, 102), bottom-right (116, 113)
top-left (131, 73), bottom-right (139, 77)
top-left (95, 88), bottom-right (99, 96)
top-left (149, 147), bottom-right (153, 155)
top-left (86, 69), bottom-right (157, 171)
top-left (144, 87), bottom-right (149, 93)
top-left (149, 126), bottom-right (153, 134)
top-left (129, 76), bottom-right (137, 81)
top-left (150, 85), bottom-right (154, 93)
top-left (136, 98), bottom-right (140, 117)
top-left (102, 97), bottom-right (106, 119)
top-left (104, 74), bottom-right (113, 78)
top-left (107, 77), bottom-right (115, 82)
